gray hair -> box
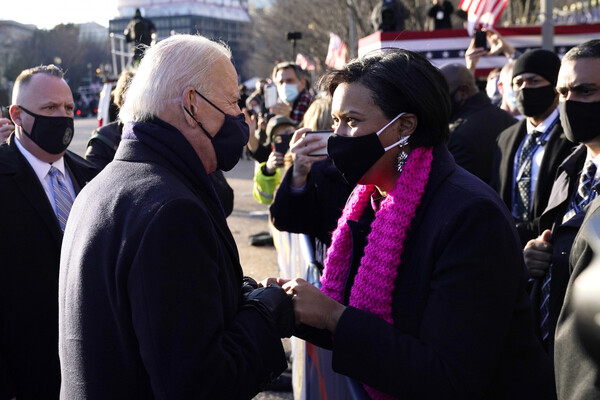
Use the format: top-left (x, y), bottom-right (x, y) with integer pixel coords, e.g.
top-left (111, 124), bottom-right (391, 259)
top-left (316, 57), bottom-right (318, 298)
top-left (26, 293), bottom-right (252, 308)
top-left (119, 34), bottom-right (231, 122)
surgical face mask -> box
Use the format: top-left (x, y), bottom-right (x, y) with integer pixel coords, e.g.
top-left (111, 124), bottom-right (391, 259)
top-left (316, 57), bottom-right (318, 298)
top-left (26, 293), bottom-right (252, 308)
top-left (560, 100), bottom-right (600, 144)
top-left (506, 88), bottom-right (518, 110)
top-left (18, 105), bottom-right (74, 154)
top-left (486, 76), bottom-right (500, 100)
top-left (515, 85), bottom-right (557, 117)
top-left (184, 90), bottom-right (249, 171)
top-left (327, 113), bottom-right (408, 187)
top-left (252, 106), bottom-right (261, 115)
top-left (277, 83), bottom-right (299, 104)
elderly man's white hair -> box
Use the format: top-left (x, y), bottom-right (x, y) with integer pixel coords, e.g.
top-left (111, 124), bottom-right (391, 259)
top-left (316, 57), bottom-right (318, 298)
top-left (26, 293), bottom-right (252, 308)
top-left (119, 34), bottom-right (232, 122)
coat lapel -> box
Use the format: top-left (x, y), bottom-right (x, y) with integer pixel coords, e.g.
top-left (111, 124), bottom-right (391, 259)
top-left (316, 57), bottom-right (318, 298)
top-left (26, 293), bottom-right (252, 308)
top-left (12, 154), bottom-right (63, 245)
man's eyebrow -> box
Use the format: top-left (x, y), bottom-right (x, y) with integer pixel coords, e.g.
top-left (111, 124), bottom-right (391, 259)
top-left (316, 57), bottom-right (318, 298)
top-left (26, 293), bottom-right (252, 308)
top-left (558, 83), bottom-right (598, 91)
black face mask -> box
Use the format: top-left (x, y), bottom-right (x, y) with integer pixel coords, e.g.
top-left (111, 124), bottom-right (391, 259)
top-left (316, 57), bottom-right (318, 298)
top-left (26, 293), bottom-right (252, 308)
top-left (327, 113), bottom-right (407, 187)
top-left (18, 106), bottom-right (74, 154)
top-left (185, 90), bottom-right (249, 171)
top-left (515, 85), bottom-right (557, 117)
top-left (560, 100), bottom-right (600, 144)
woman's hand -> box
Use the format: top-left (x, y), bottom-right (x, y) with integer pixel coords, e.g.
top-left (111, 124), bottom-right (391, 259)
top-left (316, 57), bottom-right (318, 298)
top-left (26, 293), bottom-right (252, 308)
top-left (283, 278), bottom-right (346, 333)
top-left (289, 128), bottom-right (328, 188)
top-left (258, 277), bottom-right (290, 288)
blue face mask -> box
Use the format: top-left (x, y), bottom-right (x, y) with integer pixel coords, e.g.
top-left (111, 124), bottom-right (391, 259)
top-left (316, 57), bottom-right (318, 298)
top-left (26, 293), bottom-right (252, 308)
top-left (184, 90), bottom-right (249, 171)
top-left (278, 83), bottom-right (299, 103)
top-left (506, 88), bottom-right (518, 110)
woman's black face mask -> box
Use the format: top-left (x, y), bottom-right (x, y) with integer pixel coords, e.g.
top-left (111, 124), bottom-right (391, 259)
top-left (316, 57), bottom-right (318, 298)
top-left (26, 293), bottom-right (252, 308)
top-left (327, 113), bottom-right (408, 187)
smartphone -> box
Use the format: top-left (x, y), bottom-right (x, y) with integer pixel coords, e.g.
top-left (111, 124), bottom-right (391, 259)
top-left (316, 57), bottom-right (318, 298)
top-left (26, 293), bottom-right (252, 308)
top-left (264, 83), bottom-right (278, 109)
top-left (474, 30), bottom-right (488, 50)
top-left (273, 133), bottom-right (292, 154)
top-left (306, 130), bottom-right (333, 156)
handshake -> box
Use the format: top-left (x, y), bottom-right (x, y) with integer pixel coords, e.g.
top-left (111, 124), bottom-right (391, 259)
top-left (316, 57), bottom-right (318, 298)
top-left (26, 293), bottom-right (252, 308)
top-left (241, 276), bottom-right (295, 338)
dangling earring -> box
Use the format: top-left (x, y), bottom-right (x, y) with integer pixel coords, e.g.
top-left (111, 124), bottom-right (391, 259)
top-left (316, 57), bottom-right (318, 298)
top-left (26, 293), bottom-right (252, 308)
top-left (396, 136), bottom-right (410, 173)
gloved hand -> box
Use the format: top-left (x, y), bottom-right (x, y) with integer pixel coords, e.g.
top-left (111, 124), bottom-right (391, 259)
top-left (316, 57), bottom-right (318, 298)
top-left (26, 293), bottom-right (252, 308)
top-left (241, 276), bottom-right (258, 297)
top-left (243, 285), bottom-right (295, 338)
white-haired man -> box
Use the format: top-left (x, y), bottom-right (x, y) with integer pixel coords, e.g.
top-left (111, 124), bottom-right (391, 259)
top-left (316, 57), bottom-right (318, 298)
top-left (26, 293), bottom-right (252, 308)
top-left (58, 35), bottom-right (294, 399)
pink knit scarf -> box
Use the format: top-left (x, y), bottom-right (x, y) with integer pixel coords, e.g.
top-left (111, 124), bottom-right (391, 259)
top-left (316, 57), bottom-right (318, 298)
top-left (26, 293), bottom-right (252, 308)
top-left (320, 146), bottom-right (433, 400)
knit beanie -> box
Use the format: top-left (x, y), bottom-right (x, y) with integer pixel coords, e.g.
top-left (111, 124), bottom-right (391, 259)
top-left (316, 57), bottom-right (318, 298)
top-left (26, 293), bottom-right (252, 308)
top-left (266, 115), bottom-right (295, 138)
top-left (512, 49), bottom-right (561, 87)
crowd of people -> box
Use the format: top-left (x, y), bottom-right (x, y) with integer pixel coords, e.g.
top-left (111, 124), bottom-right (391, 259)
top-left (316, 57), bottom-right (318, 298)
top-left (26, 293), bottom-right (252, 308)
top-left (0, 27), bottom-right (599, 400)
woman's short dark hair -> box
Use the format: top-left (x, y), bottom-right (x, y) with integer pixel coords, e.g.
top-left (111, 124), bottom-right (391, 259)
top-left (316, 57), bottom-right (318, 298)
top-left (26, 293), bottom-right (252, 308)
top-left (319, 49), bottom-right (450, 148)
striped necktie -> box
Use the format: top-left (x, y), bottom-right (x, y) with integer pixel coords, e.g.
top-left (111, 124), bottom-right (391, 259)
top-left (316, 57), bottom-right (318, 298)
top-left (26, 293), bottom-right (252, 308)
top-left (542, 160), bottom-right (598, 340)
top-left (48, 166), bottom-right (74, 231)
top-left (515, 130), bottom-right (542, 221)
top-left (573, 160), bottom-right (597, 214)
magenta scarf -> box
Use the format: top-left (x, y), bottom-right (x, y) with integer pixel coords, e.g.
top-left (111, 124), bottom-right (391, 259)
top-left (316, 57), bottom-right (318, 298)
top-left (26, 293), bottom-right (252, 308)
top-left (320, 146), bottom-right (434, 400)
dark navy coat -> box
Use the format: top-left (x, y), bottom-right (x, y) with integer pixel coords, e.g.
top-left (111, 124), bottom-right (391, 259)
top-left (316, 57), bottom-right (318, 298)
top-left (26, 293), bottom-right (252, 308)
top-left (59, 119), bottom-right (287, 399)
top-left (305, 145), bottom-right (556, 399)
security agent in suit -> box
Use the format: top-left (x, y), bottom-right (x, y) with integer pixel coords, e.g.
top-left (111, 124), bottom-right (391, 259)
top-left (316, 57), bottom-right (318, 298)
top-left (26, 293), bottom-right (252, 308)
top-left (440, 63), bottom-right (517, 185)
top-left (0, 65), bottom-right (98, 400)
top-left (491, 49), bottom-right (574, 246)
top-left (523, 41), bottom-right (600, 361)
top-left (537, 39), bottom-right (600, 399)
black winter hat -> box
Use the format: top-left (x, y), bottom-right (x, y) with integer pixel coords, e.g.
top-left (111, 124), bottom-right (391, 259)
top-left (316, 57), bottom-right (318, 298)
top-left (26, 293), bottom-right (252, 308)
top-left (512, 49), bottom-right (561, 87)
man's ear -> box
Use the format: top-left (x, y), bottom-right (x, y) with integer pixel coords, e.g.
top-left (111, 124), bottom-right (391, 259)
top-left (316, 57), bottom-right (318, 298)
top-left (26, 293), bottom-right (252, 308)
top-left (398, 113), bottom-right (417, 137)
top-left (182, 87), bottom-right (199, 128)
top-left (9, 105), bottom-right (22, 126)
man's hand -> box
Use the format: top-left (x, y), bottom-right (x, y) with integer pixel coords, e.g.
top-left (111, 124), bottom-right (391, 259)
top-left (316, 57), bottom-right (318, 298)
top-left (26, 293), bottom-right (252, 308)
top-left (269, 102), bottom-right (292, 119)
top-left (0, 117), bottom-right (14, 142)
top-left (243, 285), bottom-right (295, 338)
top-left (465, 37), bottom-right (486, 73)
top-left (524, 229), bottom-right (553, 278)
top-left (485, 28), bottom-right (516, 58)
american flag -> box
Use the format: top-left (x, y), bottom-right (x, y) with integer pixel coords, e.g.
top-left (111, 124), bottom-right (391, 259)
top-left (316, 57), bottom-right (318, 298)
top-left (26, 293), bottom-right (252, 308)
top-left (325, 33), bottom-right (348, 70)
top-left (295, 53), bottom-right (316, 71)
top-left (358, 24), bottom-right (600, 77)
top-left (459, 0), bottom-right (509, 35)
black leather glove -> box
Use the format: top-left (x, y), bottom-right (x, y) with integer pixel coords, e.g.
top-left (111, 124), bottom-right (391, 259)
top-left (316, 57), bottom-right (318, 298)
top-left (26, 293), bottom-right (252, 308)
top-left (241, 276), bottom-right (258, 297)
top-left (243, 285), bottom-right (294, 338)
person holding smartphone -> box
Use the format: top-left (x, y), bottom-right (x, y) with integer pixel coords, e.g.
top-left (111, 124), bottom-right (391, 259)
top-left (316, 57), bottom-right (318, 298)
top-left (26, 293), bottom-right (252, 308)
top-left (253, 116), bottom-right (296, 205)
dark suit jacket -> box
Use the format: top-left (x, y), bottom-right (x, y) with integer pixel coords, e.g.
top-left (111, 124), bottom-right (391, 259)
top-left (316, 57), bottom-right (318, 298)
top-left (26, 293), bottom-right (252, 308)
top-left (491, 117), bottom-right (574, 245)
top-left (529, 145), bottom-right (587, 356)
top-left (554, 196), bottom-right (600, 399)
top-left (59, 118), bottom-right (287, 399)
top-left (448, 91), bottom-right (517, 185)
top-left (304, 145), bottom-right (555, 399)
top-left (0, 135), bottom-right (98, 400)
